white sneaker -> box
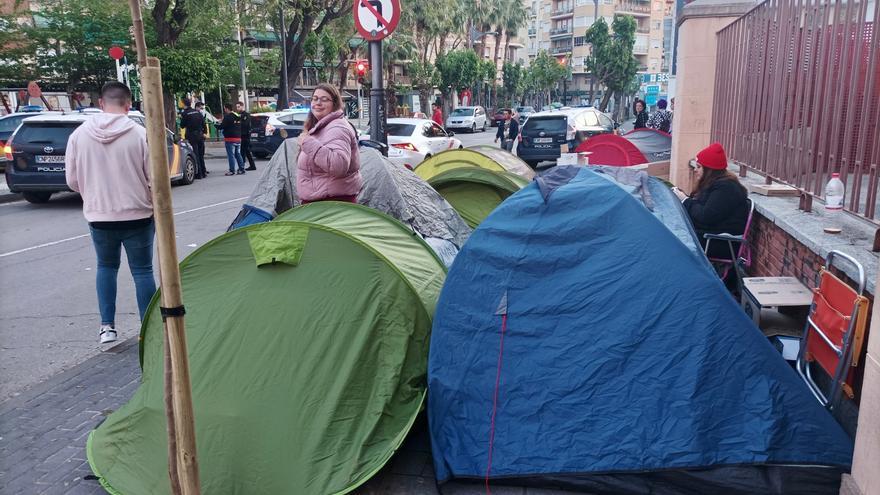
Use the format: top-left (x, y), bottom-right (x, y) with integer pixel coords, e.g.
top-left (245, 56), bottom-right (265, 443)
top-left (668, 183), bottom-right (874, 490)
top-left (99, 325), bottom-right (117, 344)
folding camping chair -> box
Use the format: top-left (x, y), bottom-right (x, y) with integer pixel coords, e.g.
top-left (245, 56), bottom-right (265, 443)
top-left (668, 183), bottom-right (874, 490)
top-left (703, 198), bottom-right (754, 288)
top-left (796, 251), bottom-right (869, 410)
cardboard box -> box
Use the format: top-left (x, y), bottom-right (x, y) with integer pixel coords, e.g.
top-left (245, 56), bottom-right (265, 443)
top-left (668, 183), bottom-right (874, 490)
top-left (749, 183), bottom-right (800, 196)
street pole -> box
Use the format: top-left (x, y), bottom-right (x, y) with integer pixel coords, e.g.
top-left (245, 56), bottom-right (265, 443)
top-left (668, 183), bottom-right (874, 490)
top-left (236, 0), bottom-right (248, 111)
top-left (358, 81), bottom-right (363, 129)
top-left (123, 56), bottom-right (131, 89)
top-left (369, 40), bottom-right (386, 152)
top-left (115, 58), bottom-right (124, 83)
top-left (127, 2), bottom-right (201, 494)
top-left (278, 5), bottom-right (289, 110)
top-left (589, 0), bottom-right (599, 105)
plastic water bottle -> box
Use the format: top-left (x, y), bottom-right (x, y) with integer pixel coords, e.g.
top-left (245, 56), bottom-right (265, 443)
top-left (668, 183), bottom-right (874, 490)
top-left (825, 173), bottom-right (845, 210)
top-left (824, 173), bottom-right (845, 232)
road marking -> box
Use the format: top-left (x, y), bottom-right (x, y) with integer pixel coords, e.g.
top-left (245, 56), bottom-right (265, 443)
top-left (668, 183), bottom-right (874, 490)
top-left (0, 196), bottom-right (247, 258)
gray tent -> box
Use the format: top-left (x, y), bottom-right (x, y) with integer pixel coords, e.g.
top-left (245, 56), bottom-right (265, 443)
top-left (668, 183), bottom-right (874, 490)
top-left (229, 139), bottom-right (471, 251)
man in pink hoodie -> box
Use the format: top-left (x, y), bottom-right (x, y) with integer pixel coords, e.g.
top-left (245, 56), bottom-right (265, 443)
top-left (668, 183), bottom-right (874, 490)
top-left (65, 82), bottom-right (156, 344)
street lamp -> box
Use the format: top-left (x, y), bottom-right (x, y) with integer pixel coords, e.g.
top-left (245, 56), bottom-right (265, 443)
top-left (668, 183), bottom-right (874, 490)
top-left (238, 33), bottom-right (257, 111)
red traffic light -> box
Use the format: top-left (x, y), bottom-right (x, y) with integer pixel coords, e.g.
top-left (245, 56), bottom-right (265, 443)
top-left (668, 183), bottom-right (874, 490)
top-left (355, 60), bottom-right (369, 77)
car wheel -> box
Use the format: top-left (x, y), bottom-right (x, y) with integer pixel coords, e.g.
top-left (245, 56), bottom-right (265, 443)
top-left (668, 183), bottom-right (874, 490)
top-left (458, 145), bottom-right (464, 149)
top-left (481, 121), bottom-right (486, 132)
top-left (23, 191), bottom-right (52, 204)
top-left (524, 161), bottom-right (538, 170)
top-left (471, 123), bottom-right (476, 133)
top-left (178, 157), bottom-right (196, 185)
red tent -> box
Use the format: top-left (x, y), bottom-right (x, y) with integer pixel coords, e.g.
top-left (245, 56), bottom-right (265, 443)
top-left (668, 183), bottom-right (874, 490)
top-left (575, 129), bottom-right (672, 166)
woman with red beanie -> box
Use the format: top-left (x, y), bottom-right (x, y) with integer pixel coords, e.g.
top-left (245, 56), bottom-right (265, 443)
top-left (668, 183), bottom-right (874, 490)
top-left (675, 142), bottom-right (749, 260)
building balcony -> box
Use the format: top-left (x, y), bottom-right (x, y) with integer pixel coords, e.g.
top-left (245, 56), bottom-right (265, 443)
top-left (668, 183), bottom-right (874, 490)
top-left (552, 44), bottom-right (573, 55)
top-left (551, 6), bottom-right (575, 18)
top-left (636, 27), bottom-right (650, 34)
top-left (633, 44), bottom-right (648, 55)
top-left (550, 27), bottom-right (573, 38)
top-left (616, 1), bottom-right (652, 16)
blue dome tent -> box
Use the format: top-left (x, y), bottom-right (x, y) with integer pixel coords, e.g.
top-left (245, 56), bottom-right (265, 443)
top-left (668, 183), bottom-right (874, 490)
top-left (428, 166), bottom-right (852, 494)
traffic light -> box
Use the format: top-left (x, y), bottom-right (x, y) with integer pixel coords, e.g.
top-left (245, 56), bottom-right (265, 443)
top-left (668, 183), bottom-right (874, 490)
top-left (355, 59), bottom-right (369, 84)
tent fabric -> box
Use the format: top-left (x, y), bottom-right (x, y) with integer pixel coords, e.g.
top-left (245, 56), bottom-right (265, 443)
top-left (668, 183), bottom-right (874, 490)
top-left (228, 140), bottom-right (471, 249)
top-left (413, 146), bottom-right (536, 182)
top-left (88, 206), bottom-right (446, 495)
top-left (428, 166), bottom-right (853, 494)
top-left (574, 133), bottom-right (649, 166)
top-left (623, 128), bottom-right (673, 162)
top-left (587, 165), bottom-right (710, 263)
top-left (428, 168), bottom-right (530, 228)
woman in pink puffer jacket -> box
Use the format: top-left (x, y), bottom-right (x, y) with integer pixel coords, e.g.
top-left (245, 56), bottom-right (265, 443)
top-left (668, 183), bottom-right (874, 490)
top-left (297, 83), bottom-right (363, 203)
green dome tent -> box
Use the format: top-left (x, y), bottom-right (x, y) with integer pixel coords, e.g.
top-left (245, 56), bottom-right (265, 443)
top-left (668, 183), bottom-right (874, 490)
top-left (426, 168), bottom-right (530, 228)
top-left (413, 145), bottom-right (535, 182)
top-left (87, 202), bottom-right (446, 495)
top-left (414, 147), bottom-right (534, 228)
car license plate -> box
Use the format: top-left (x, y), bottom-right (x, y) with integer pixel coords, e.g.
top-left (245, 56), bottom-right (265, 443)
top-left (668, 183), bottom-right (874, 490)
top-left (36, 155), bottom-right (65, 163)
top-left (534, 137), bottom-right (553, 143)
top-left (250, 133), bottom-right (258, 138)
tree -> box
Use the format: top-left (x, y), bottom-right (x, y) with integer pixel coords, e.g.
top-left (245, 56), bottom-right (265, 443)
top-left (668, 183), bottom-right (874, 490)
top-left (408, 60), bottom-right (439, 114)
top-left (502, 62), bottom-right (524, 105)
top-left (501, 3), bottom-right (529, 67)
top-left (276, 0), bottom-right (352, 109)
top-left (526, 50), bottom-right (568, 107)
top-left (584, 15), bottom-right (638, 112)
top-left (0, 0), bottom-right (131, 90)
top-left (436, 49), bottom-right (479, 112)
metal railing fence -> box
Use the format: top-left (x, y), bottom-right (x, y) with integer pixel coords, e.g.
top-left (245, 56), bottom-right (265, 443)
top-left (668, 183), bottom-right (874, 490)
top-left (712, 0), bottom-right (879, 220)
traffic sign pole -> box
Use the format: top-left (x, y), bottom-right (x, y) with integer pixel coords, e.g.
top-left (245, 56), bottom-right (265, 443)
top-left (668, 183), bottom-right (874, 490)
top-left (369, 40), bottom-right (386, 151)
top-left (353, 0), bottom-right (400, 155)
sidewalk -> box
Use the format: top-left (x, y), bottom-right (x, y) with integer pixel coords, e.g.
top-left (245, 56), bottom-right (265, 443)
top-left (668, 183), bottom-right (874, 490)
top-left (0, 339), bottom-right (558, 494)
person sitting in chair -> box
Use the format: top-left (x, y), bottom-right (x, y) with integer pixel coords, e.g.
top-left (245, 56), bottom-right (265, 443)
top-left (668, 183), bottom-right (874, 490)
top-left (673, 142), bottom-right (749, 260)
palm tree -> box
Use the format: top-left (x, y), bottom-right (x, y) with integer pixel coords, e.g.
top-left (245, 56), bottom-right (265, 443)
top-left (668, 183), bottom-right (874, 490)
top-left (501, 3), bottom-right (529, 66)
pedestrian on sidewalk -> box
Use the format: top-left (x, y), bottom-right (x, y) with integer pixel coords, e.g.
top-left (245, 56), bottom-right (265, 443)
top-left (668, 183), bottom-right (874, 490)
top-left (65, 82), bottom-right (157, 344)
top-left (217, 103), bottom-right (246, 176)
top-left (236, 101), bottom-right (257, 171)
top-left (297, 83), bottom-right (363, 204)
top-left (180, 98), bottom-right (207, 179)
top-left (646, 98), bottom-right (672, 133)
top-left (432, 101), bottom-right (443, 127)
top-left (494, 109), bottom-right (519, 152)
top-left (633, 99), bottom-right (649, 130)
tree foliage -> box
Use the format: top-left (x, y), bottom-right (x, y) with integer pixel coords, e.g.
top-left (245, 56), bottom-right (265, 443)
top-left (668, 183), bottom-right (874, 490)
top-left (502, 62), bottom-right (524, 105)
top-left (436, 49), bottom-right (479, 94)
top-left (0, 0), bottom-right (131, 89)
top-left (584, 15), bottom-right (639, 111)
top-left (524, 50), bottom-right (568, 106)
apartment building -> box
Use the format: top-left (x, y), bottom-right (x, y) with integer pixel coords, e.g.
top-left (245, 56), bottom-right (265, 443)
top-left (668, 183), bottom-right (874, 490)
top-left (520, 0), bottom-right (667, 103)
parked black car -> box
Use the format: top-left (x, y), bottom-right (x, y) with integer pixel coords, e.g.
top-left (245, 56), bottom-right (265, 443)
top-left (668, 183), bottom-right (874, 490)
top-left (516, 108), bottom-right (617, 168)
top-left (5, 110), bottom-right (196, 203)
top-left (0, 109), bottom-right (57, 172)
top-left (248, 110), bottom-right (308, 158)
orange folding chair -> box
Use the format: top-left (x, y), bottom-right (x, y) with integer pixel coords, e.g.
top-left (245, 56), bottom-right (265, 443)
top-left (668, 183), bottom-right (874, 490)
top-left (796, 250), bottom-right (869, 410)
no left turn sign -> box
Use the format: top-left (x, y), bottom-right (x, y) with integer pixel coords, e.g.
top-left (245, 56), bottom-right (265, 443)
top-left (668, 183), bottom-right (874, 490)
top-left (354, 0), bottom-right (400, 41)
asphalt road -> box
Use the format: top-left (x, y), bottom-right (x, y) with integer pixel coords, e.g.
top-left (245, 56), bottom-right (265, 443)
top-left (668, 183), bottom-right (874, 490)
top-left (0, 131), bottom-right (497, 402)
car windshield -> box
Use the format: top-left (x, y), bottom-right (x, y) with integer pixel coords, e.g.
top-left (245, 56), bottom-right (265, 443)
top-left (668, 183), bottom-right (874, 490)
top-left (277, 113), bottom-right (307, 125)
top-left (0, 115), bottom-right (29, 133)
top-left (13, 123), bottom-right (79, 147)
top-left (451, 108), bottom-right (474, 117)
top-left (524, 117), bottom-right (567, 134)
top-left (387, 123), bottom-right (416, 136)
top-left (516, 107), bottom-right (535, 113)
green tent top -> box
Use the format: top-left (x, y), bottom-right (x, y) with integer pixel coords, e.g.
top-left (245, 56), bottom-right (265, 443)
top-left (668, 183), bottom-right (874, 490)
top-left (427, 168), bottom-right (530, 228)
top-left (88, 203), bottom-right (446, 495)
top-left (413, 146), bottom-right (536, 183)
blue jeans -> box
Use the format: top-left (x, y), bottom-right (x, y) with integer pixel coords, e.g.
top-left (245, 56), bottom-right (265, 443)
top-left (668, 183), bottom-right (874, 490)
top-left (90, 222), bottom-right (157, 326)
top-left (225, 141), bottom-right (245, 172)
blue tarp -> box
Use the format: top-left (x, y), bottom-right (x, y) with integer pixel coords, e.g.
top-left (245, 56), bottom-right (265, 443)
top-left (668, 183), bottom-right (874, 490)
top-left (428, 166), bottom-right (852, 494)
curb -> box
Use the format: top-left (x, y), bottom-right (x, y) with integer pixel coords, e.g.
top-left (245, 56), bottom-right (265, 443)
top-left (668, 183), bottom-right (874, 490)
top-left (0, 191), bottom-right (21, 203)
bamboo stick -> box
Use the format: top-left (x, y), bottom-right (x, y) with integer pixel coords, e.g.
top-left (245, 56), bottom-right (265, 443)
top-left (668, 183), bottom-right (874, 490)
top-left (140, 59), bottom-right (201, 495)
top-left (127, 1), bottom-right (202, 488)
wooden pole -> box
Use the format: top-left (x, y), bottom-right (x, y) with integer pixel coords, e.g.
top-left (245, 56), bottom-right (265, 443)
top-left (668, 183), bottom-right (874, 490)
top-left (127, 1), bottom-right (200, 493)
top-left (141, 56), bottom-right (201, 495)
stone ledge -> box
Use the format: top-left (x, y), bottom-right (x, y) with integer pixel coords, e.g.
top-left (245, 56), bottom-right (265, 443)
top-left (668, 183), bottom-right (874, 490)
top-left (678, 0), bottom-right (759, 27)
top-left (739, 173), bottom-right (878, 296)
